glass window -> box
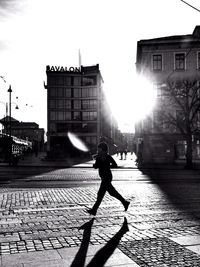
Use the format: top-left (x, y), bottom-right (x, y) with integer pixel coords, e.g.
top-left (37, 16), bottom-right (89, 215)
top-left (152, 54), bottom-right (162, 71)
top-left (82, 123), bottom-right (97, 132)
top-left (49, 88), bottom-right (56, 97)
top-left (175, 53), bottom-right (185, 70)
top-left (49, 100), bottom-right (56, 109)
top-left (82, 100), bottom-right (97, 109)
top-left (73, 100), bottom-right (81, 109)
top-left (57, 123), bottom-right (71, 133)
top-left (49, 123), bottom-right (56, 132)
top-left (64, 77), bottom-right (71, 86)
top-left (58, 76), bottom-right (64, 85)
top-left (73, 88), bottom-right (82, 98)
top-left (64, 112), bottom-right (71, 120)
top-left (73, 112), bottom-right (81, 120)
top-left (58, 111), bottom-right (64, 120)
top-left (72, 123), bottom-right (82, 132)
top-left (74, 77), bottom-right (81, 86)
top-left (64, 88), bottom-right (71, 97)
top-left (64, 100), bottom-right (71, 109)
top-left (58, 100), bottom-right (64, 109)
top-left (82, 111), bottom-right (97, 121)
top-left (57, 88), bottom-right (64, 97)
top-left (50, 111), bottom-right (56, 121)
top-left (82, 76), bottom-right (97, 86)
top-left (89, 88), bottom-right (97, 97)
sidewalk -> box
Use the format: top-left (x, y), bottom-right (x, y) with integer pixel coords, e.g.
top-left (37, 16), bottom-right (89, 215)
top-left (0, 152), bottom-right (138, 169)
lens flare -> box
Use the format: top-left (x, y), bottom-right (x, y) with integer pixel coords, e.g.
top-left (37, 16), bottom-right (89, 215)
top-left (67, 132), bottom-right (89, 152)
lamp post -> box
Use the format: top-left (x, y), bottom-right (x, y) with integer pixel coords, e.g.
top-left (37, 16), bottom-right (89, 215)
top-left (7, 85), bottom-right (12, 166)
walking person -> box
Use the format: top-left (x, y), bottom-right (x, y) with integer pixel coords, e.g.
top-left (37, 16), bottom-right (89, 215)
top-left (87, 142), bottom-right (130, 216)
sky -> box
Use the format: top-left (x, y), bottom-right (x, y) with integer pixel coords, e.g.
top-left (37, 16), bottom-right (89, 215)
top-left (0, 0), bottom-right (200, 134)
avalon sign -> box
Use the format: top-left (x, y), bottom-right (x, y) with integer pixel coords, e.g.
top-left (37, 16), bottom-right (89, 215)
top-left (46, 65), bottom-right (81, 72)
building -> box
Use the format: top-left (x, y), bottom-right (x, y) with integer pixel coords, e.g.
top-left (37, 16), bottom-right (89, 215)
top-left (0, 116), bottom-right (45, 152)
top-left (44, 64), bottom-right (119, 158)
top-left (135, 26), bottom-right (200, 164)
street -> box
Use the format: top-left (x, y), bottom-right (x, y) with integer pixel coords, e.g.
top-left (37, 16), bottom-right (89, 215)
top-left (0, 154), bottom-right (200, 266)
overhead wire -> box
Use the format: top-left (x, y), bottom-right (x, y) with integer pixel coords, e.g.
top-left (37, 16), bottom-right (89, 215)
top-left (180, 0), bottom-right (200, 13)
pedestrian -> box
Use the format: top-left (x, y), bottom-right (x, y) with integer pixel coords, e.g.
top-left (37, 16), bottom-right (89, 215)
top-left (87, 142), bottom-right (130, 216)
top-left (124, 148), bottom-right (128, 160)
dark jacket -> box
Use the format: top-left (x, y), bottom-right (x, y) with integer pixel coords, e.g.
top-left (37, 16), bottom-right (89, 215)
top-left (93, 153), bottom-right (117, 180)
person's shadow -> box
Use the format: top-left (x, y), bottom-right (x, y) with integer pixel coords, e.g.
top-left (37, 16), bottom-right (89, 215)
top-left (70, 217), bottom-right (129, 267)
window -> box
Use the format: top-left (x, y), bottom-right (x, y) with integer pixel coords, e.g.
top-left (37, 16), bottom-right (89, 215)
top-left (64, 88), bottom-right (71, 97)
top-left (64, 77), bottom-right (71, 86)
top-left (82, 76), bottom-right (97, 86)
top-left (82, 111), bottom-right (97, 121)
top-left (73, 77), bottom-right (81, 86)
top-left (57, 88), bottom-right (64, 97)
top-left (154, 83), bottom-right (163, 98)
top-left (57, 123), bottom-right (71, 133)
top-left (175, 53), bottom-right (185, 70)
top-left (57, 100), bottom-right (64, 109)
top-left (73, 112), bottom-right (81, 120)
top-left (73, 100), bottom-right (81, 109)
top-left (152, 54), bottom-right (162, 71)
top-left (72, 123), bottom-right (83, 132)
top-left (64, 100), bottom-right (71, 109)
top-left (85, 136), bottom-right (97, 145)
top-left (82, 88), bottom-right (97, 97)
top-left (49, 88), bottom-right (56, 98)
top-left (73, 88), bottom-right (82, 98)
top-left (82, 123), bottom-right (97, 132)
top-left (50, 111), bottom-right (56, 121)
top-left (64, 112), bottom-right (71, 120)
top-left (49, 100), bottom-right (56, 109)
top-left (82, 100), bottom-right (97, 109)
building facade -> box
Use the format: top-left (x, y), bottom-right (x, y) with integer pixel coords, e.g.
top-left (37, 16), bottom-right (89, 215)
top-left (0, 116), bottom-right (45, 152)
top-left (44, 64), bottom-right (118, 158)
top-left (135, 26), bottom-right (200, 163)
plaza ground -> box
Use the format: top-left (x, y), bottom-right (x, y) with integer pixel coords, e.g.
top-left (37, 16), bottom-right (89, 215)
top-left (0, 153), bottom-right (200, 266)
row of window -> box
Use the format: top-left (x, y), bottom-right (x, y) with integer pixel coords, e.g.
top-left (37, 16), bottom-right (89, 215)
top-left (49, 87), bottom-right (98, 98)
top-left (49, 99), bottom-right (98, 110)
top-left (152, 52), bottom-right (200, 71)
top-left (50, 111), bottom-right (97, 121)
top-left (51, 123), bottom-right (97, 133)
top-left (48, 75), bottom-right (97, 86)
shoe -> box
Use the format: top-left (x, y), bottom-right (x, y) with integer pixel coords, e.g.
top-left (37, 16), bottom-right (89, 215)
top-left (87, 209), bottom-right (96, 216)
top-left (124, 201), bottom-right (130, 212)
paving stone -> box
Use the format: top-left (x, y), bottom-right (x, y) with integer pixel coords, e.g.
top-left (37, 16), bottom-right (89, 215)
top-left (119, 238), bottom-right (200, 266)
top-left (1, 250), bottom-right (61, 265)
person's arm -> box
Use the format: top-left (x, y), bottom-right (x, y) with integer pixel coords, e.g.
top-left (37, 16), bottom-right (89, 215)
top-left (109, 155), bottom-right (118, 168)
top-left (93, 156), bottom-right (99, 169)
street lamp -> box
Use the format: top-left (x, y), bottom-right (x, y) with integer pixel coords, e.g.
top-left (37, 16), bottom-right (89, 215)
top-left (7, 85), bottom-right (12, 166)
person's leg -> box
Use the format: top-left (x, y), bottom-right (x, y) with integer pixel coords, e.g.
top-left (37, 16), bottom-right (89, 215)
top-left (87, 182), bottom-right (107, 215)
top-left (107, 183), bottom-right (130, 211)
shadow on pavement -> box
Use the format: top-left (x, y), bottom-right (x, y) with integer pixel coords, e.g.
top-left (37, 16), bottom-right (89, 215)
top-left (140, 168), bottom-right (200, 220)
top-left (70, 217), bottom-right (129, 267)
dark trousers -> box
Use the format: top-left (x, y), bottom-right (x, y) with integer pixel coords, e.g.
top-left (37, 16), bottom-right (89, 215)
top-left (92, 180), bottom-right (126, 212)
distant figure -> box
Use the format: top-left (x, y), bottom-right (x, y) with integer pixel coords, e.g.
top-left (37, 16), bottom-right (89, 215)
top-left (119, 148), bottom-right (123, 160)
top-left (124, 149), bottom-right (128, 160)
top-left (87, 142), bottom-right (130, 216)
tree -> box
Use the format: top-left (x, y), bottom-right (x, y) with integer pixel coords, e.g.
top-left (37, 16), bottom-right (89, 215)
top-left (154, 79), bottom-right (200, 169)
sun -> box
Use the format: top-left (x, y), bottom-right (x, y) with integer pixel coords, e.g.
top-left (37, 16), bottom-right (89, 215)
top-left (106, 75), bottom-right (157, 132)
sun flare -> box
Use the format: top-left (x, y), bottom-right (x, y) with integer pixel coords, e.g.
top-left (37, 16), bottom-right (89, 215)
top-left (107, 75), bottom-right (157, 132)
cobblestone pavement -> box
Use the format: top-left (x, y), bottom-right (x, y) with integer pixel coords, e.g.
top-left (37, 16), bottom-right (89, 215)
top-left (1, 166), bottom-right (200, 265)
